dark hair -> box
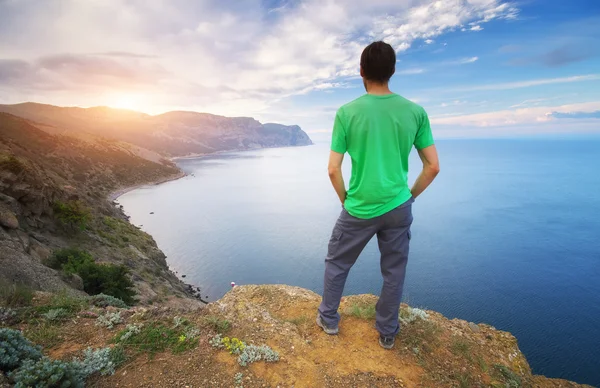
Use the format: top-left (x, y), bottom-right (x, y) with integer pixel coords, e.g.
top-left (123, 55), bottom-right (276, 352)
top-left (360, 41), bottom-right (396, 83)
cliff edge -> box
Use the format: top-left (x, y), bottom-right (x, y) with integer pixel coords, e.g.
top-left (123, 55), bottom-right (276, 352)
top-left (2, 285), bottom-right (589, 387)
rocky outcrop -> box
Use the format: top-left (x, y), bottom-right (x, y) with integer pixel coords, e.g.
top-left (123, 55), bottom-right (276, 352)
top-left (202, 285), bottom-right (591, 388)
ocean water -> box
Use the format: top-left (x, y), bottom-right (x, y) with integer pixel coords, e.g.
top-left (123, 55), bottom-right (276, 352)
top-left (118, 139), bottom-right (600, 386)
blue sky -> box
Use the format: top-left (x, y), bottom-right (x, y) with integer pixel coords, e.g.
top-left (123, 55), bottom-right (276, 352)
top-left (0, 0), bottom-right (599, 137)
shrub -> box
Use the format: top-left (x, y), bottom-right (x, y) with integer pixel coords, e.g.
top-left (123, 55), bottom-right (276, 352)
top-left (96, 312), bottom-right (123, 330)
top-left (209, 334), bottom-right (279, 367)
top-left (184, 326), bottom-right (200, 340)
top-left (52, 200), bottom-right (91, 231)
top-left (237, 344), bottom-right (279, 367)
top-left (46, 248), bottom-right (93, 272)
top-left (0, 155), bottom-right (26, 174)
top-left (0, 307), bottom-right (16, 324)
top-left (0, 329), bottom-right (42, 372)
top-left (88, 293), bottom-right (128, 308)
top-left (71, 347), bottom-right (116, 377)
top-left (9, 358), bottom-right (83, 388)
top-left (0, 282), bottom-right (34, 307)
top-left (118, 324), bottom-right (143, 342)
top-left (47, 249), bottom-right (135, 305)
top-left (42, 308), bottom-right (69, 322)
top-left (204, 315), bottom-right (231, 334)
top-left (399, 306), bottom-right (429, 325)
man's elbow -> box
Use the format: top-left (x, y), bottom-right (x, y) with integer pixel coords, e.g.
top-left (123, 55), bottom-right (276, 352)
top-left (427, 163), bottom-right (440, 176)
top-left (328, 166), bottom-right (342, 177)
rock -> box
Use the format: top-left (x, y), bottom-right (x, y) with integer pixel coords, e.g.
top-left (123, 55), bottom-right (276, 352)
top-left (60, 272), bottom-right (85, 291)
top-left (469, 322), bottom-right (481, 333)
top-left (0, 208), bottom-right (19, 229)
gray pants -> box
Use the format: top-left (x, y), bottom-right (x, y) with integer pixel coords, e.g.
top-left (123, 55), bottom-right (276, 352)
top-left (318, 197), bottom-right (414, 337)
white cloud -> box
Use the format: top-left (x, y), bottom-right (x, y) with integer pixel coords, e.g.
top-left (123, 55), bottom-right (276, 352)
top-left (0, 0), bottom-right (519, 122)
top-left (424, 39), bottom-right (434, 44)
top-left (398, 68), bottom-right (426, 75)
top-left (459, 56), bottom-right (479, 64)
top-left (470, 25), bottom-right (483, 31)
top-left (454, 74), bottom-right (600, 92)
top-left (431, 101), bottom-right (600, 127)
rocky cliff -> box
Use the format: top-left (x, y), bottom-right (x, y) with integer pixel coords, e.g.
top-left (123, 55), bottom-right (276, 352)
top-left (0, 112), bottom-right (196, 305)
top-left (0, 103), bottom-right (313, 157)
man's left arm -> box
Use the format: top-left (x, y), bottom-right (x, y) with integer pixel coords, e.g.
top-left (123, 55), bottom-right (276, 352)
top-left (328, 151), bottom-right (346, 204)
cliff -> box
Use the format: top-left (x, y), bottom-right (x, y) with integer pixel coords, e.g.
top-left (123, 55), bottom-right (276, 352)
top-left (0, 103), bottom-right (313, 157)
top-left (0, 285), bottom-right (592, 387)
top-left (0, 112), bottom-right (195, 305)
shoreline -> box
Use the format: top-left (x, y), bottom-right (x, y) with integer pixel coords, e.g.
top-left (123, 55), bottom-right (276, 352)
top-left (108, 169), bottom-right (187, 202)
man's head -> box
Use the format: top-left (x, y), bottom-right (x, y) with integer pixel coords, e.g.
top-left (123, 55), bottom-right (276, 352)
top-left (360, 41), bottom-right (396, 88)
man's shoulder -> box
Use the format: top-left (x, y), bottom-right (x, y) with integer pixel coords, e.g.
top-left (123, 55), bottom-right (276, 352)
top-left (338, 94), bottom-right (425, 114)
top-left (337, 95), bottom-right (369, 114)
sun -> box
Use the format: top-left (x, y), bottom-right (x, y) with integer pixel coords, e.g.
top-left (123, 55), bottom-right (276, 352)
top-left (111, 95), bottom-right (141, 111)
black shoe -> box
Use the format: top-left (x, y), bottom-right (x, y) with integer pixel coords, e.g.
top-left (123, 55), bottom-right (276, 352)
top-left (379, 335), bottom-right (395, 349)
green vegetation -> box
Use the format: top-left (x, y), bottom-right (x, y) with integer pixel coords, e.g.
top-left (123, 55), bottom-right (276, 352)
top-left (0, 282), bottom-right (33, 307)
top-left (23, 324), bottom-right (61, 349)
top-left (89, 293), bottom-right (128, 308)
top-left (450, 337), bottom-right (473, 362)
top-left (52, 200), bottom-right (92, 231)
top-left (0, 328), bottom-right (43, 372)
top-left (47, 248), bottom-right (135, 305)
top-left (209, 334), bottom-right (280, 367)
top-left (114, 322), bottom-right (199, 357)
top-left (346, 301), bottom-right (376, 319)
top-left (203, 315), bottom-right (231, 334)
top-left (493, 364), bottom-right (522, 387)
top-left (96, 311), bottom-right (123, 330)
top-left (9, 358), bottom-right (84, 388)
top-left (0, 154), bottom-right (26, 174)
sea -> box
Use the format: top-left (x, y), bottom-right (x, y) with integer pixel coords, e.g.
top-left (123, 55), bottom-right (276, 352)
top-left (117, 138), bottom-right (600, 386)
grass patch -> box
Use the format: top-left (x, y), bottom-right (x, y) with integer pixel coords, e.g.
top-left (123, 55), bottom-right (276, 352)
top-left (286, 315), bottom-right (309, 326)
top-left (115, 322), bottom-right (198, 357)
top-left (477, 355), bottom-right (488, 372)
top-left (345, 301), bottom-right (376, 320)
top-left (0, 281), bottom-right (34, 307)
top-left (24, 323), bottom-right (61, 348)
top-left (399, 320), bottom-right (441, 354)
top-left (450, 337), bottom-right (473, 362)
top-left (493, 364), bottom-right (522, 387)
top-left (203, 315), bottom-right (231, 334)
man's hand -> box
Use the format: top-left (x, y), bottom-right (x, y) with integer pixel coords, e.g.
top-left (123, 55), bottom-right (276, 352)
top-left (328, 150), bottom-right (347, 204)
top-left (411, 145), bottom-right (440, 199)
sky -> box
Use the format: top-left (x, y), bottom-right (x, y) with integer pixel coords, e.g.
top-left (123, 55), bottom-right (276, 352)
top-left (0, 0), bottom-right (599, 138)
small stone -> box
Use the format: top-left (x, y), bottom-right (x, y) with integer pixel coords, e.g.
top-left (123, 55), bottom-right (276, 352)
top-left (469, 322), bottom-right (481, 333)
top-left (0, 209), bottom-right (18, 229)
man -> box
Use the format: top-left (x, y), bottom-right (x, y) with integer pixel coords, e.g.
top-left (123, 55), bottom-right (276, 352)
top-left (316, 41), bottom-right (440, 350)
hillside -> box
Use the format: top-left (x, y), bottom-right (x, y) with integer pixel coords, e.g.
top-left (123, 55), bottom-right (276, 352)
top-left (0, 103), bottom-right (313, 157)
top-left (0, 112), bottom-right (196, 305)
top-left (0, 285), bottom-right (591, 387)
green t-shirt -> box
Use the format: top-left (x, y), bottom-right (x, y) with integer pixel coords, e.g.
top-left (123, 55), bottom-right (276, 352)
top-left (331, 93), bottom-right (434, 219)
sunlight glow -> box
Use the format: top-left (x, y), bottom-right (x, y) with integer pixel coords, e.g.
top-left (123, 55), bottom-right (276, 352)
top-left (111, 95), bottom-right (142, 111)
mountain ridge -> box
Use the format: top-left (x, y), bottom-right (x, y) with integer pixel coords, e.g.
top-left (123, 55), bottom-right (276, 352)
top-left (0, 102), bottom-right (313, 158)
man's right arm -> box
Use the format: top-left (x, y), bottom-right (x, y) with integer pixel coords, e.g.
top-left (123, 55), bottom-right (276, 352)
top-left (411, 145), bottom-right (440, 199)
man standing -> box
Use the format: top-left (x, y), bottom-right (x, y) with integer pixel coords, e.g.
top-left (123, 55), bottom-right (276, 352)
top-left (316, 41), bottom-right (440, 349)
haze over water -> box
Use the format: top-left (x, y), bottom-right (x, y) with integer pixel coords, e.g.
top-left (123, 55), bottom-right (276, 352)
top-left (119, 139), bottom-right (600, 386)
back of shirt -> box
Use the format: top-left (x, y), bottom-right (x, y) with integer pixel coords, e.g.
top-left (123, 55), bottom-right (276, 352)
top-left (331, 93), bottom-right (434, 219)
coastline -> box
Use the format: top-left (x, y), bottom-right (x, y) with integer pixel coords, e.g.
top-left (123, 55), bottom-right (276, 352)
top-left (108, 169), bottom-right (186, 202)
